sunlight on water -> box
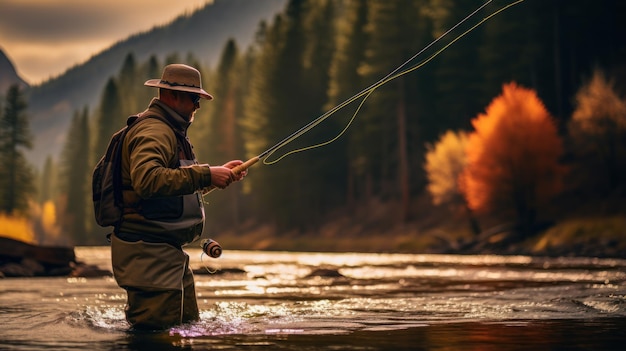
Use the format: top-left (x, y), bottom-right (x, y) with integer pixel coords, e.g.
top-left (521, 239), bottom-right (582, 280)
top-left (71, 305), bottom-right (128, 330)
top-left (2, 247), bottom-right (626, 350)
top-left (169, 301), bottom-right (304, 337)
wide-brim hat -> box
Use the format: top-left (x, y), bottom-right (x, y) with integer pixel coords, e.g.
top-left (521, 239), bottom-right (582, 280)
top-left (144, 63), bottom-right (213, 100)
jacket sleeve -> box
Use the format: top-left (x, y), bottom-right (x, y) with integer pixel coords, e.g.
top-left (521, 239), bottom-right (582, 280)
top-left (125, 119), bottom-right (212, 198)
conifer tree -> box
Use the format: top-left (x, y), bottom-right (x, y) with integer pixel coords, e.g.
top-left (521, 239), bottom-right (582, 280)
top-left (260, 0), bottom-right (337, 230)
top-left (478, 0), bottom-right (545, 109)
top-left (165, 53), bottom-right (182, 65)
top-left (327, 0), bottom-right (369, 207)
top-left (38, 155), bottom-right (57, 204)
top-left (240, 11), bottom-right (297, 229)
top-left (238, 20), bottom-right (272, 203)
top-left (360, 0), bottom-right (430, 220)
top-left (93, 78), bottom-right (123, 163)
top-left (0, 84), bottom-right (35, 214)
top-left (288, 0), bottom-right (340, 224)
top-left (241, 21), bottom-right (277, 167)
top-left (60, 108), bottom-right (90, 243)
top-left (138, 55), bottom-right (161, 108)
top-left (202, 39), bottom-right (246, 229)
top-left (427, 0), bottom-right (483, 131)
top-left (207, 40), bottom-right (242, 162)
top-left (118, 53), bottom-right (139, 117)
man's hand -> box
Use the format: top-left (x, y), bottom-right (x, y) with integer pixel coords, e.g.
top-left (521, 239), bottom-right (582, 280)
top-left (223, 160), bottom-right (247, 181)
top-left (209, 166), bottom-right (235, 189)
top-left (210, 160), bottom-right (247, 189)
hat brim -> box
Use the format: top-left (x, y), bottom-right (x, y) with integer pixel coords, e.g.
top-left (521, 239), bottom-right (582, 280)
top-left (145, 79), bottom-right (213, 100)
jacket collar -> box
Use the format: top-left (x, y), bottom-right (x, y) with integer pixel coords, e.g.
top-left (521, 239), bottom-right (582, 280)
top-left (145, 98), bottom-right (192, 132)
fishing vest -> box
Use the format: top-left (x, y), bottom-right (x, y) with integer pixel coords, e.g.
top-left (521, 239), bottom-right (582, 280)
top-left (118, 114), bottom-right (205, 247)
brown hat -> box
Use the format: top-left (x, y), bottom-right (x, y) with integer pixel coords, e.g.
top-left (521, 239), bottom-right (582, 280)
top-left (144, 64), bottom-right (213, 100)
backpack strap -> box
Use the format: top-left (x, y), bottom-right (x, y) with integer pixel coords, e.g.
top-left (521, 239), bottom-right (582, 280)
top-left (111, 113), bottom-right (194, 232)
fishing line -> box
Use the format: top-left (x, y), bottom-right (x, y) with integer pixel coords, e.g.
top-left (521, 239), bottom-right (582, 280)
top-left (200, 252), bottom-right (218, 274)
top-left (259, 0), bottom-right (525, 166)
top-left (261, 0), bottom-right (489, 164)
top-left (199, 0), bottom-right (524, 267)
top-left (199, 0), bottom-right (525, 184)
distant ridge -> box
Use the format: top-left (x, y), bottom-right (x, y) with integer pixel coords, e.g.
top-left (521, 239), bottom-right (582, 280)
top-left (0, 48), bottom-right (29, 93)
top-left (24, 0), bottom-right (286, 167)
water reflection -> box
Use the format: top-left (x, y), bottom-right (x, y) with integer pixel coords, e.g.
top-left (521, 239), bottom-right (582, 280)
top-left (2, 248), bottom-right (626, 350)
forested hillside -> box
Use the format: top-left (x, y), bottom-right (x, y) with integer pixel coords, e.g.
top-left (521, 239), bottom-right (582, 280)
top-left (10, 0), bottom-right (626, 249)
top-left (24, 0), bottom-right (286, 166)
top-left (0, 50), bottom-right (28, 93)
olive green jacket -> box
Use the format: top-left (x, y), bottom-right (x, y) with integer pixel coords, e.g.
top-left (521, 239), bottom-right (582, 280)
top-left (118, 98), bottom-right (211, 245)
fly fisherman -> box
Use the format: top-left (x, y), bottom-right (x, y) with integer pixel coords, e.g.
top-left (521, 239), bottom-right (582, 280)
top-left (110, 64), bottom-right (245, 330)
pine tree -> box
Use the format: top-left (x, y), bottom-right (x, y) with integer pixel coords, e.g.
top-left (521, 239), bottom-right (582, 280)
top-left (327, 0), bottom-right (369, 208)
top-left (0, 84), bottom-right (35, 215)
top-left (427, 0), bottom-right (483, 132)
top-left (138, 55), bottom-right (161, 107)
top-left (202, 39), bottom-right (246, 229)
top-left (478, 0), bottom-right (545, 110)
top-left (240, 10), bottom-right (296, 229)
top-left (207, 40), bottom-right (242, 162)
top-left (93, 77), bottom-right (123, 163)
top-left (257, 0), bottom-right (337, 230)
top-left (118, 53), bottom-right (139, 117)
top-left (237, 20), bottom-right (272, 217)
top-left (360, 0), bottom-right (430, 220)
top-left (38, 155), bottom-right (57, 204)
top-left (292, 0), bottom-right (341, 224)
top-left (60, 108), bottom-right (91, 243)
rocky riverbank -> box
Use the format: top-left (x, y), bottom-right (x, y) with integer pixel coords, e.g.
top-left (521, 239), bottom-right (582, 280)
top-left (0, 237), bottom-right (110, 278)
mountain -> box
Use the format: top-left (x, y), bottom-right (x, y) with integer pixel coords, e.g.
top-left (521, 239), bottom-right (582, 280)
top-left (22, 0), bottom-right (286, 167)
top-left (0, 49), bottom-right (29, 93)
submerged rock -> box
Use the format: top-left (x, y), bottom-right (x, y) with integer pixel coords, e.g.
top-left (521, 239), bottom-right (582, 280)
top-left (69, 262), bottom-right (112, 278)
top-left (306, 268), bottom-right (345, 278)
top-left (193, 267), bottom-right (246, 275)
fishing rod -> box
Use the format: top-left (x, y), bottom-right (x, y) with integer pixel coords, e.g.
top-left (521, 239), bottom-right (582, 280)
top-left (225, 0), bottom-right (524, 178)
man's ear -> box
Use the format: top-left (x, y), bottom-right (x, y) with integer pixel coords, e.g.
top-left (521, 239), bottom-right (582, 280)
top-left (159, 89), bottom-right (177, 104)
top-left (173, 91), bottom-right (185, 102)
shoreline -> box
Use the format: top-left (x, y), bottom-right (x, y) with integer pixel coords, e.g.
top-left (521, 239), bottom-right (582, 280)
top-left (213, 215), bottom-right (626, 259)
top-left (3, 214), bottom-right (625, 278)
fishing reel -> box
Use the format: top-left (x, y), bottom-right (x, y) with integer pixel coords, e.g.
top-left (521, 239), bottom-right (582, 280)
top-left (201, 238), bottom-right (222, 258)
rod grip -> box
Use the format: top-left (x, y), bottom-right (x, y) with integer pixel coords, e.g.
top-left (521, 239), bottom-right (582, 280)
top-left (232, 156), bottom-right (259, 175)
top-left (202, 156), bottom-right (259, 196)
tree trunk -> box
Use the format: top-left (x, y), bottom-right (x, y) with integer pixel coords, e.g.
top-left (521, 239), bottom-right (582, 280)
top-left (463, 201), bottom-right (482, 236)
top-left (397, 78), bottom-right (411, 221)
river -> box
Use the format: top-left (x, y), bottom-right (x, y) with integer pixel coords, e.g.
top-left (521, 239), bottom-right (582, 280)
top-left (1, 246), bottom-right (626, 350)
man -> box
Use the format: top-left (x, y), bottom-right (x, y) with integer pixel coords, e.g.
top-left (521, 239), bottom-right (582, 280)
top-left (110, 63), bottom-right (245, 330)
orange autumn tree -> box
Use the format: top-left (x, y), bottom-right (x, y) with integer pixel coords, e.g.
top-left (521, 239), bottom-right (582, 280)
top-left (461, 82), bottom-right (565, 235)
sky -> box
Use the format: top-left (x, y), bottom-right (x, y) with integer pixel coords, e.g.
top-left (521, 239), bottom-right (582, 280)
top-left (0, 0), bottom-right (212, 85)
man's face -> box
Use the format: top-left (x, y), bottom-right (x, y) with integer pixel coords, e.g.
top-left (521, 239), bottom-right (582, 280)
top-left (174, 92), bottom-right (201, 122)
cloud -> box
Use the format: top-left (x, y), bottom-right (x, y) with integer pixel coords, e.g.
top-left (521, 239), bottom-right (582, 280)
top-left (0, 0), bottom-right (210, 84)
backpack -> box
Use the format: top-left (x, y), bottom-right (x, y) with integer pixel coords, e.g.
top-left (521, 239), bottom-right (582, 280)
top-left (92, 113), bottom-right (188, 228)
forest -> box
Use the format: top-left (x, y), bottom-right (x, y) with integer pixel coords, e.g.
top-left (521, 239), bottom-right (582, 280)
top-left (1, 0), bottom-right (625, 253)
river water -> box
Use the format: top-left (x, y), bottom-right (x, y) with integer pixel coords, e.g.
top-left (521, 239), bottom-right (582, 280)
top-left (2, 246), bottom-right (626, 350)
